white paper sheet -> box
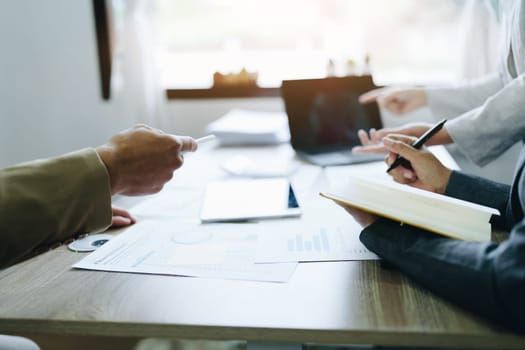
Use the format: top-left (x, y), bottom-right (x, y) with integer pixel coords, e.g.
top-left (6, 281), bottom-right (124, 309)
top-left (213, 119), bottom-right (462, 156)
top-left (129, 187), bottom-right (203, 219)
top-left (205, 109), bottom-right (290, 145)
top-left (74, 220), bottom-right (297, 283)
top-left (255, 220), bottom-right (379, 263)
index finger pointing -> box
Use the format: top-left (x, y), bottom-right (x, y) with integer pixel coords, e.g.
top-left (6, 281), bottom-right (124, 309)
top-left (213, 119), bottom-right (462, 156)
top-left (358, 88), bottom-right (385, 104)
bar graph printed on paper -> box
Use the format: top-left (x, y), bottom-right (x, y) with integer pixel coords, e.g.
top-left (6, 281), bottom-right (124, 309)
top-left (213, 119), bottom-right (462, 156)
top-left (287, 228), bottom-right (330, 253)
top-left (256, 225), bottom-right (380, 263)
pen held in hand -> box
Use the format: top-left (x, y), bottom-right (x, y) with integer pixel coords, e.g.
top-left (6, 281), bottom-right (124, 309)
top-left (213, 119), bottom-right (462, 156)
top-left (196, 134), bottom-right (216, 145)
top-left (193, 134), bottom-right (216, 153)
top-left (386, 119), bottom-right (447, 173)
top-left (180, 134), bottom-right (216, 155)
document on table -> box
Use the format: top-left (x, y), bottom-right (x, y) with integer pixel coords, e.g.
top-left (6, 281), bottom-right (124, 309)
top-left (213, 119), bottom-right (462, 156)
top-left (74, 220), bottom-right (297, 283)
top-left (129, 187), bottom-right (203, 219)
top-left (255, 220), bottom-right (379, 263)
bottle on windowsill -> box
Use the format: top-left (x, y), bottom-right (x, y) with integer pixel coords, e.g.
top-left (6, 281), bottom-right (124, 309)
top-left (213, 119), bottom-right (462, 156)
top-left (345, 58), bottom-right (356, 76)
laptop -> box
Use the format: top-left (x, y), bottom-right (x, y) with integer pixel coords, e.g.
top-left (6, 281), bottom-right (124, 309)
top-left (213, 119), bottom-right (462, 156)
top-left (281, 75), bottom-right (385, 166)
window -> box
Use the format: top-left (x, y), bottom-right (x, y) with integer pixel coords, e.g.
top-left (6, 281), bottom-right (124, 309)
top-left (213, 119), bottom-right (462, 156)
top-left (102, 0), bottom-right (468, 98)
top-left (93, 0), bottom-right (114, 100)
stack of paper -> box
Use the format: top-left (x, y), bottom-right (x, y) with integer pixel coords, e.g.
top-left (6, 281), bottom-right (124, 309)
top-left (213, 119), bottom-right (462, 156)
top-left (205, 109), bottom-right (290, 145)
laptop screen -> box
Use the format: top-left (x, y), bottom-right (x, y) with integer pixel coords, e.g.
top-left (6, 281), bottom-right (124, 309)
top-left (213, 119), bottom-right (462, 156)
top-left (281, 76), bottom-right (382, 153)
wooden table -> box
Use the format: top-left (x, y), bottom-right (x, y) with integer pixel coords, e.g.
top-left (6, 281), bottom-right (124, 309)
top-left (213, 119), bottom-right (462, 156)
top-left (1, 145), bottom-right (524, 349)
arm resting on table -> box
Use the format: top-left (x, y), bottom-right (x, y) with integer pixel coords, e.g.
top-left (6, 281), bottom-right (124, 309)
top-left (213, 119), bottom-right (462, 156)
top-left (0, 149), bottom-right (112, 268)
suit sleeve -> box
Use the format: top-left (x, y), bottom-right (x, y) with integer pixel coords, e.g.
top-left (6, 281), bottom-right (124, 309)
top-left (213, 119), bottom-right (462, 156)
top-left (0, 149), bottom-right (112, 267)
top-left (444, 171), bottom-right (511, 230)
top-left (360, 219), bottom-right (525, 333)
top-left (359, 172), bottom-right (525, 332)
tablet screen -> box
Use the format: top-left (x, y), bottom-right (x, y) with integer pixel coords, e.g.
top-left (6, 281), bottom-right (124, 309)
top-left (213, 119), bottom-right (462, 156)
top-left (200, 178), bottom-right (301, 223)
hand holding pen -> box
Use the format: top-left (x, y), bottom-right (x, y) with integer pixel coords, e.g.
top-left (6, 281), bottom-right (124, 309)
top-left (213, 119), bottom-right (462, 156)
top-left (382, 123), bottom-right (453, 194)
top-left (386, 119), bottom-right (447, 173)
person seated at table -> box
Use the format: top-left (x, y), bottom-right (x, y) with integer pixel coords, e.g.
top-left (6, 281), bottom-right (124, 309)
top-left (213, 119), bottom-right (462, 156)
top-left (0, 124), bottom-right (198, 269)
top-left (340, 132), bottom-right (525, 333)
top-left (353, 1), bottom-right (525, 169)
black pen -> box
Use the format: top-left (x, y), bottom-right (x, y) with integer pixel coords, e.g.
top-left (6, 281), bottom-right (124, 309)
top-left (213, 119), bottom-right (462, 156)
top-left (386, 119), bottom-right (447, 173)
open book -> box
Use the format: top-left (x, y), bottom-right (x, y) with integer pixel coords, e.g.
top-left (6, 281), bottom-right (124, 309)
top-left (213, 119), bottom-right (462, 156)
top-left (320, 175), bottom-right (500, 241)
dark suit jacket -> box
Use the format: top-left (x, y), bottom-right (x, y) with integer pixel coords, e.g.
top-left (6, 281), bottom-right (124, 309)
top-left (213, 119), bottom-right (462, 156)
top-left (360, 145), bottom-right (525, 333)
top-left (0, 149), bottom-right (112, 268)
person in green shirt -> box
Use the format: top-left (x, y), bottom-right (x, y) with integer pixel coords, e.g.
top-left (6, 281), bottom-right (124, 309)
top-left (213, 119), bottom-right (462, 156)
top-left (0, 124), bottom-right (198, 269)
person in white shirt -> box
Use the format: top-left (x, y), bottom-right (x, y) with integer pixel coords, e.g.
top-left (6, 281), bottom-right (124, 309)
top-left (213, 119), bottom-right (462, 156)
top-left (354, 0), bottom-right (525, 168)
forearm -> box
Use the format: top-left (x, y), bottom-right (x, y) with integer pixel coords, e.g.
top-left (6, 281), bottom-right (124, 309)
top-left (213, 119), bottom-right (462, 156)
top-left (445, 171), bottom-right (510, 229)
top-left (425, 73), bottom-right (503, 120)
top-left (444, 74), bottom-right (525, 166)
top-left (0, 149), bottom-right (112, 267)
top-left (360, 219), bottom-right (525, 332)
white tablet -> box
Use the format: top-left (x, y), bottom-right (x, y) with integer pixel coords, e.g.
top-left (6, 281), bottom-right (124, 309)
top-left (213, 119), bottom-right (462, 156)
top-left (200, 178), bottom-right (301, 223)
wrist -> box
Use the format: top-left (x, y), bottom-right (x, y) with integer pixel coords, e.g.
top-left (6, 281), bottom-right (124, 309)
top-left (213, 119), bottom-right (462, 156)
top-left (436, 168), bottom-right (452, 195)
top-left (427, 128), bottom-right (453, 146)
top-left (415, 88), bottom-right (428, 106)
top-left (437, 128), bottom-right (453, 145)
top-left (96, 145), bottom-right (121, 195)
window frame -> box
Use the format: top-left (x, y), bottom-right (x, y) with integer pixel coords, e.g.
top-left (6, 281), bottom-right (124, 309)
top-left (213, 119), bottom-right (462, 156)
top-left (93, 0), bottom-right (465, 99)
top-left (93, 0), bottom-right (114, 100)
top-left (93, 0), bottom-right (278, 100)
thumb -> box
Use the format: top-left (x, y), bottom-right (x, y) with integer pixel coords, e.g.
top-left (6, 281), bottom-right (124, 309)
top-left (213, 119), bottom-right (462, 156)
top-left (172, 135), bottom-right (198, 152)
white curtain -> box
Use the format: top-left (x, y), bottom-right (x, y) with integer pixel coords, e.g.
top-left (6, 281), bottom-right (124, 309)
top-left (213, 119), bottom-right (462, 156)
top-left (111, 0), bottom-right (168, 129)
top-left (456, 0), bottom-right (502, 80)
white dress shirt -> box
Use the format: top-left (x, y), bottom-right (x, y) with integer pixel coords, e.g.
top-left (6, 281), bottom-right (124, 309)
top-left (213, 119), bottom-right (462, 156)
top-left (426, 0), bottom-right (525, 167)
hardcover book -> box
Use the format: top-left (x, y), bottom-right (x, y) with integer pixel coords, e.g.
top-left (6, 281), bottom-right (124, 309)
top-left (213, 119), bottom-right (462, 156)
top-left (320, 175), bottom-right (499, 241)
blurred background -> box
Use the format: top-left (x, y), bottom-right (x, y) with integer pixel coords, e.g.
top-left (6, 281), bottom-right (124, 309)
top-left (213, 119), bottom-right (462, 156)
top-left (1, 0), bottom-right (515, 182)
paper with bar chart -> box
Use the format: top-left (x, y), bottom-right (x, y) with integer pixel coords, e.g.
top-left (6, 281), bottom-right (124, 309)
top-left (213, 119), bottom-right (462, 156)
top-left (255, 221), bottom-right (379, 263)
top-left (74, 220), bottom-right (297, 283)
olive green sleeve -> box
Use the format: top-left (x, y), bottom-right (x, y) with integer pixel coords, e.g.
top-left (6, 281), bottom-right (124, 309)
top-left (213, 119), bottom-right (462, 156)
top-left (0, 149), bottom-right (112, 267)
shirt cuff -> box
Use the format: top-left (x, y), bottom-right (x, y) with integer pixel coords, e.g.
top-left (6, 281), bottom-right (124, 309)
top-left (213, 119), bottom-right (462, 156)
top-left (77, 149), bottom-right (113, 233)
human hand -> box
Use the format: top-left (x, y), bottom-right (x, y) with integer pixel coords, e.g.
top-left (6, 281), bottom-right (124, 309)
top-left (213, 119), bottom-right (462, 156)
top-left (96, 125), bottom-right (198, 196)
top-left (359, 87), bottom-right (427, 115)
top-left (383, 134), bottom-right (452, 194)
top-left (352, 123), bottom-right (452, 154)
top-left (111, 207), bottom-right (136, 227)
top-left (338, 203), bottom-right (379, 228)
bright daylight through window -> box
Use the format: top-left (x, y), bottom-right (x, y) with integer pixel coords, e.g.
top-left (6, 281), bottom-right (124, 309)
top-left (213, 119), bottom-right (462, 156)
top-left (123, 0), bottom-right (468, 90)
